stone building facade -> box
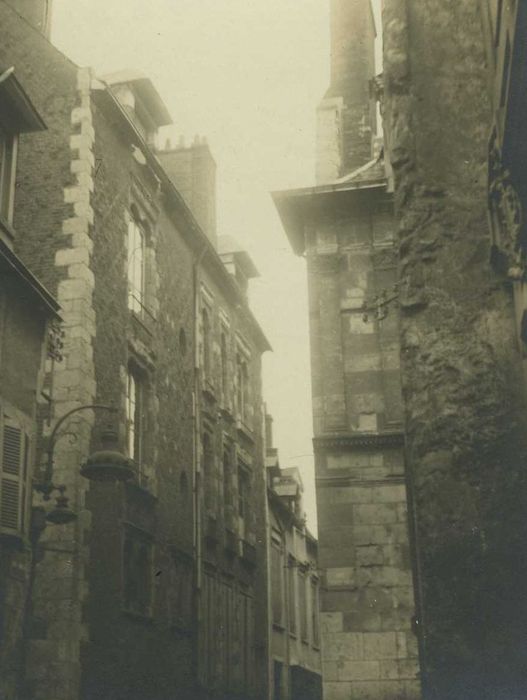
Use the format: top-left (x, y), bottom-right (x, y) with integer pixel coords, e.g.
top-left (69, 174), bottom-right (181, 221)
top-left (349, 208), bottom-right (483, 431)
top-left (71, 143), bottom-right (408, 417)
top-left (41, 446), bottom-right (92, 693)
top-left (0, 68), bottom-right (60, 700)
top-left (273, 3), bottom-right (421, 699)
top-left (265, 415), bottom-right (322, 700)
top-left (0, 1), bottom-right (271, 699)
top-left (382, 1), bottom-right (527, 697)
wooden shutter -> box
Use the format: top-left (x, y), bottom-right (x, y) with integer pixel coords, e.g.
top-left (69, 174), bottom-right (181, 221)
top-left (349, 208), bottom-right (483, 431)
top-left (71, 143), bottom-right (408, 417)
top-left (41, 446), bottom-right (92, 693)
top-left (0, 413), bottom-right (26, 535)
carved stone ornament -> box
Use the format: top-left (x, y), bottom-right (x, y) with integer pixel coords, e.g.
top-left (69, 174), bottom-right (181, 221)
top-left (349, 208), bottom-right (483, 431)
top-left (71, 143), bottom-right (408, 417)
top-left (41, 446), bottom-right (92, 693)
top-left (488, 131), bottom-right (525, 278)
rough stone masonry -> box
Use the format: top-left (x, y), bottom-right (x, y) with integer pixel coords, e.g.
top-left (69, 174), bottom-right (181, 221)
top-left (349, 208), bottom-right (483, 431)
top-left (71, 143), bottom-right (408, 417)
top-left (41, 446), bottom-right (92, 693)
top-left (383, 1), bottom-right (527, 698)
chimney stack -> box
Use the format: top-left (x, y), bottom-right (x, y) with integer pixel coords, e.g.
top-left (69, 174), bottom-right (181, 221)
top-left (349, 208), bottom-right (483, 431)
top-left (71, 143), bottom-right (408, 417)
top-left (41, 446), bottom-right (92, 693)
top-left (6, 0), bottom-right (53, 38)
top-left (157, 139), bottom-right (217, 249)
top-left (316, 0), bottom-right (377, 183)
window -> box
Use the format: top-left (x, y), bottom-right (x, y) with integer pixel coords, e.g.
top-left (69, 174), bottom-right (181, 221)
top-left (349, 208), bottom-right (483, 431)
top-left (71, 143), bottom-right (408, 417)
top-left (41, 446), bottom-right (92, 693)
top-left (271, 540), bottom-right (284, 627)
top-left (287, 558), bottom-right (297, 635)
top-left (202, 307), bottom-right (211, 379)
top-left (299, 573), bottom-right (308, 642)
top-left (0, 128), bottom-right (17, 223)
top-left (0, 411), bottom-right (30, 537)
top-left (203, 432), bottom-right (215, 512)
top-left (127, 214), bottom-right (146, 314)
top-left (237, 466), bottom-right (250, 539)
top-left (223, 449), bottom-right (231, 509)
top-left (220, 332), bottom-right (228, 404)
top-left (126, 366), bottom-right (146, 485)
top-left (311, 579), bottom-right (320, 647)
top-left (236, 355), bottom-right (249, 422)
top-left (123, 527), bottom-right (153, 616)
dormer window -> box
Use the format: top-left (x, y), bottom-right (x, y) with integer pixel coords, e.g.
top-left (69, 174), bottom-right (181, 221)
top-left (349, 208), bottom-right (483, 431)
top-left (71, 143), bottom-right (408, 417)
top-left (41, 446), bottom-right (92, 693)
top-left (0, 127), bottom-right (17, 224)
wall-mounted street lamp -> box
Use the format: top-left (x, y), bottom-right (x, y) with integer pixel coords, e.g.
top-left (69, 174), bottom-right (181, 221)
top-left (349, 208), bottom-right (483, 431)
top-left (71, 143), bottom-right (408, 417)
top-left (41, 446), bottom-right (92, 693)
top-left (361, 282), bottom-right (400, 323)
top-left (33, 404), bottom-right (134, 526)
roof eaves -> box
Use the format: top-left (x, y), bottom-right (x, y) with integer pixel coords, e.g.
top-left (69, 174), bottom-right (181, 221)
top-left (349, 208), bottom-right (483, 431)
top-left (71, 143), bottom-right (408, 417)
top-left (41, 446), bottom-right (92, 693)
top-left (0, 67), bottom-right (46, 132)
top-left (0, 239), bottom-right (60, 318)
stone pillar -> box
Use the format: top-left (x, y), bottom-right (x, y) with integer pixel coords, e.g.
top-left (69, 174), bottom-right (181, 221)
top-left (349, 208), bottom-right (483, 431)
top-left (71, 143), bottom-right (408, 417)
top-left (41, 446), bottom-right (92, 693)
top-left (25, 67), bottom-right (96, 700)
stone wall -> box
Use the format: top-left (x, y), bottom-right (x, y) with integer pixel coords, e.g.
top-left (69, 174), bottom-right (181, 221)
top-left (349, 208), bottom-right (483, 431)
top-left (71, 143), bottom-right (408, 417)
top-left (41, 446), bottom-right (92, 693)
top-left (383, 1), bottom-right (527, 697)
top-left (306, 188), bottom-right (420, 699)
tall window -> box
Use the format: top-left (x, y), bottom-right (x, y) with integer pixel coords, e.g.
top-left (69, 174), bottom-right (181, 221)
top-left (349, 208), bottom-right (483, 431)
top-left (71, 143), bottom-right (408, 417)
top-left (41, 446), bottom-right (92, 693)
top-left (202, 307), bottom-right (211, 379)
top-left (123, 527), bottom-right (153, 617)
top-left (0, 129), bottom-right (17, 223)
top-left (126, 366), bottom-right (145, 483)
top-left (223, 449), bottom-right (231, 511)
top-left (220, 332), bottom-right (228, 404)
top-left (287, 558), bottom-right (297, 635)
top-left (311, 578), bottom-right (320, 647)
top-left (238, 466), bottom-right (249, 539)
top-left (236, 356), bottom-right (249, 422)
top-left (271, 539), bottom-right (284, 627)
top-left (203, 432), bottom-right (215, 512)
top-left (299, 573), bottom-right (308, 642)
top-left (127, 215), bottom-right (145, 314)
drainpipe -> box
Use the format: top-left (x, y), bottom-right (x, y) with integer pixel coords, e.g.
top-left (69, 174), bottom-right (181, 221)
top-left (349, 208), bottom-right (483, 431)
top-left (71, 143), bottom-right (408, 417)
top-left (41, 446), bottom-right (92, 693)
top-left (192, 242), bottom-right (208, 690)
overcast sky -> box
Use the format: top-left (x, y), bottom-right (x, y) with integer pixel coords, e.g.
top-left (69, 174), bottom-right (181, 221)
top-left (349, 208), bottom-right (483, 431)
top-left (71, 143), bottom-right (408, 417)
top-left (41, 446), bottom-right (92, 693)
top-left (52, 0), bottom-right (382, 532)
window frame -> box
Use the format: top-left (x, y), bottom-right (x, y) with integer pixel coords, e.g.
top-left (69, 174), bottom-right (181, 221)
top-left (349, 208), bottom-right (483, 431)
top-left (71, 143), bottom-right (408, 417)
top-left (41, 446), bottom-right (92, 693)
top-left (237, 463), bottom-right (250, 540)
top-left (270, 535), bottom-right (285, 629)
top-left (0, 128), bottom-right (18, 225)
top-left (126, 364), bottom-right (148, 487)
top-left (287, 556), bottom-right (297, 636)
top-left (127, 212), bottom-right (147, 315)
top-left (202, 430), bottom-right (215, 513)
top-left (298, 571), bottom-right (308, 643)
top-left (311, 577), bottom-right (320, 648)
top-left (202, 305), bottom-right (212, 380)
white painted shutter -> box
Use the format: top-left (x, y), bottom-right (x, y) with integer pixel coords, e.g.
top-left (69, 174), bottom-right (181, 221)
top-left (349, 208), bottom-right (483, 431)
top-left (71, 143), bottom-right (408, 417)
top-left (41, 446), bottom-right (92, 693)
top-left (0, 414), bottom-right (26, 535)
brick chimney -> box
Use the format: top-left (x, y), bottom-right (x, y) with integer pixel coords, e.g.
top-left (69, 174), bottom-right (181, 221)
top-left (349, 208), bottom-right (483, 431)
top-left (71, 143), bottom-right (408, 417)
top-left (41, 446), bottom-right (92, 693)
top-left (316, 0), bottom-right (377, 183)
top-left (157, 136), bottom-right (217, 249)
top-left (5, 0), bottom-right (53, 37)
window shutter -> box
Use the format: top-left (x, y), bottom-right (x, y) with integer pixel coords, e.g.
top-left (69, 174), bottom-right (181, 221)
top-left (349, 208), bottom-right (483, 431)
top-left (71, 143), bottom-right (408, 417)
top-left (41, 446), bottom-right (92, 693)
top-left (0, 414), bottom-right (26, 535)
